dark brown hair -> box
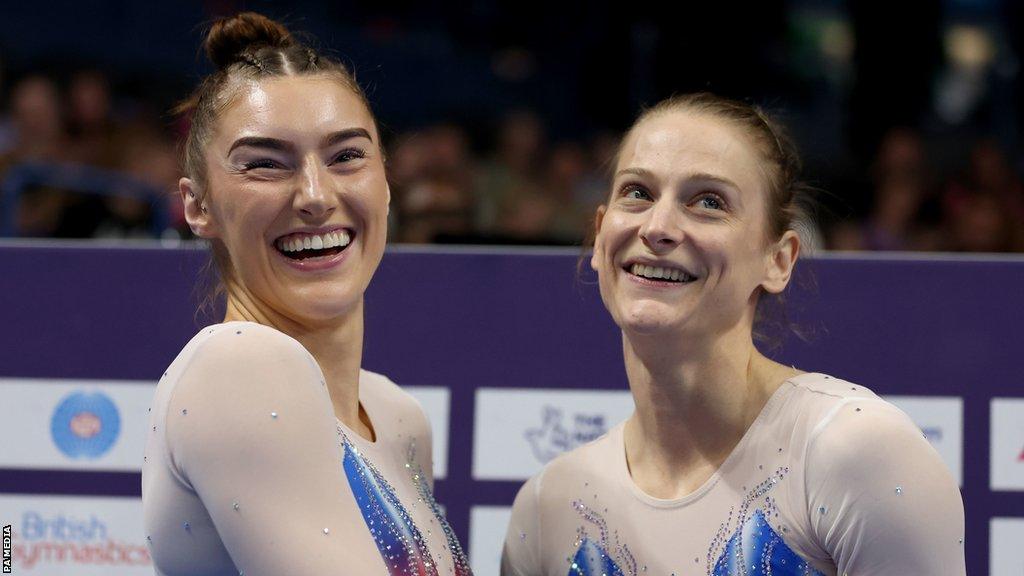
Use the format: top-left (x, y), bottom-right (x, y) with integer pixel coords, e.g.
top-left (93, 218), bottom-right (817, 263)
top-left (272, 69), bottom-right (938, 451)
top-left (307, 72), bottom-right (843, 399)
top-left (175, 12), bottom-right (375, 316)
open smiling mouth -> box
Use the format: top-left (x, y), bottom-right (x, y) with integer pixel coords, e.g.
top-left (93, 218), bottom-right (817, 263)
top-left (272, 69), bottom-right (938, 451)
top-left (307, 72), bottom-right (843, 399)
top-left (274, 229), bottom-right (354, 260)
top-left (625, 263), bottom-right (698, 283)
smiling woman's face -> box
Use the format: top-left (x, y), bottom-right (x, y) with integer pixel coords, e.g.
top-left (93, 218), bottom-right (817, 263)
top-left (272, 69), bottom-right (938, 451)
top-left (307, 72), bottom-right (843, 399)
top-left (184, 74), bottom-right (389, 324)
top-left (591, 110), bottom-right (795, 339)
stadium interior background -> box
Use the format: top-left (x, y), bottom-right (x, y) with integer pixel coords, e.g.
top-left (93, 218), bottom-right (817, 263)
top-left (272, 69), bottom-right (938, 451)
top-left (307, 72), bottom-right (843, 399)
top-left (0, 0), bottom-right (1022, 250)
top-left (1, 1), bottom-right (1023, 575)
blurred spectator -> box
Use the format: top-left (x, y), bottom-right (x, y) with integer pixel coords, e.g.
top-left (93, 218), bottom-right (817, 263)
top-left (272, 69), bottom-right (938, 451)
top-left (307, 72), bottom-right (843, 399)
top-left (475, 110), bottom-right (545, 232)
top-left (540, 142), bottom-right (589, 242)
top-left (845, 176), bottom-right (936, 250)
top-left (830, 128), bottom-right (943, 251)
top-left (2, 75), bottom-right (71, 236)
top-left (941, 139), bottom-right (1024, 252)
top-left (67, 70), bottom-right (125, 169)
top-left (494, 183), bottom-right (559, 241)
top-left (93, 121), bottom-right (179, 239)
top-left (945, 190), bottom-right (1017, 252)
top-left (390, 125), bottom-right (476, 243)
top-left (2, 75), bottom-right (66, 165)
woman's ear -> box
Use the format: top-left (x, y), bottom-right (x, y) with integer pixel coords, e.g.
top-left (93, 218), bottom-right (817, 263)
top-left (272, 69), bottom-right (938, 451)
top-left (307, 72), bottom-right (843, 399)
top-left (590, 205), bottom-right (607, 272)
top-left (180, 177), bottom-right (218, 239)
top-left (762, 229), bottom-right (800, 294)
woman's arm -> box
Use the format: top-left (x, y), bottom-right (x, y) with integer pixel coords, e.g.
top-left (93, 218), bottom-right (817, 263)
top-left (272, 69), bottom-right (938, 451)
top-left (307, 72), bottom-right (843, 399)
top-left (804, 398), bottom-right (966, 575)
top-left (165, 324), bottom-right (383, 575)
top-left (501, 474), bottom-right (544, 576)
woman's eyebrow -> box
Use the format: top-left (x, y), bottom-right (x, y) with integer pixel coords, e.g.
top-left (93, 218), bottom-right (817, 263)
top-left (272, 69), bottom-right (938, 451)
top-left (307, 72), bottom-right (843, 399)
top-left (321, 128), bottom-right (373, 148)
top-left (683, 172), bottom-right (739, 190)
top-left (227, 136), bottom-right (294, 155)
top-left (615, 167), bottom-right (739, 189)
top-left (615, 166), bottom-right (654, 179)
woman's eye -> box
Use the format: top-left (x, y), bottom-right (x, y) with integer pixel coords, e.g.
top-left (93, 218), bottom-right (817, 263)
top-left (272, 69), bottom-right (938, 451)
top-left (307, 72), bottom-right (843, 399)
top-left (243, 159), bottom-right (283, 170)
top-left (332, 148), bottom-right (366, 164)
top-left (698, 195), bottom-right (724, 210)
top-left (623, 186), bottom-right (651, 201)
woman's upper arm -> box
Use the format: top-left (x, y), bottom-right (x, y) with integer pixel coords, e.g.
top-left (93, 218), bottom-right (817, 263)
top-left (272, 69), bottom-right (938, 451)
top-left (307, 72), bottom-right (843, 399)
top-left (805, 399), bottom-right (966, 575)
top-left (165, 326), bottom-right (380, 575)
top-left (501, 474), bottom-right (544, 576)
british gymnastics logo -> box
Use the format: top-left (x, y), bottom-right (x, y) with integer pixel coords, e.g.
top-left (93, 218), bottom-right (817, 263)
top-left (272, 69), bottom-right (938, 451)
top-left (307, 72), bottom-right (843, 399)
top-left (50, 391), bottom-right (121, 459)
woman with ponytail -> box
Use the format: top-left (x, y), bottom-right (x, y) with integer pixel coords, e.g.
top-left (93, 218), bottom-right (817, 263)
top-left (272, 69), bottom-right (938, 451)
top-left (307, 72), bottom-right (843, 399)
top-left (501, 94), bottom-right (966, 575)
top-left (141, 13), bottom-right (471, 576)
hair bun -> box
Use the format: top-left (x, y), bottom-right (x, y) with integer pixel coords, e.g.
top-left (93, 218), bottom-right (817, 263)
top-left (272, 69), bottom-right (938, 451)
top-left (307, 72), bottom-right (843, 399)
top-left (205, 12), bottom-right (294, 70)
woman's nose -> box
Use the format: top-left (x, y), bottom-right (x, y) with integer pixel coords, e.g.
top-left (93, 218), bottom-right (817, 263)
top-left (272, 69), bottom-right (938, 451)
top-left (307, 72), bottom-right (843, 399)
top-left (294, 158), bottom-right (336, 218)
top-left (639, 198), bottom-right (683, 251)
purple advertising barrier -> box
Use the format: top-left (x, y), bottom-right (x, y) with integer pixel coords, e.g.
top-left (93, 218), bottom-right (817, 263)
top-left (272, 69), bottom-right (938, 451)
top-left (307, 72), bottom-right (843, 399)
top-left (0, 240), bottom-right (1022, 575)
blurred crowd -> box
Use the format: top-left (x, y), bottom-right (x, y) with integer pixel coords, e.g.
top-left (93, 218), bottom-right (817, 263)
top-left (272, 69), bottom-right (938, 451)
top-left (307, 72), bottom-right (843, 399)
top-left (829, 128), bottom-right (1024, 252)
top-left (0, 71), bottom-right (181, 239)
top-left (1, 69), bottom-right (1022, 252)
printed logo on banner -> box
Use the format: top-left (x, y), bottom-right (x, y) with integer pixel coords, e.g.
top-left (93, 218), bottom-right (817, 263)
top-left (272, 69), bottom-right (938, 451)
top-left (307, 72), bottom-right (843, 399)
top-left (883, 396), bottom-right (963, 486)
top-left (991, 398), bottom-right (1024, 491)
top-left (50, 390), bottom-right (121, 459)
top-left (525, 406), bottom-right (608, 463)
top-left (473, 389), bottom-right (634, 481)
top-left (0, 495), bottom-right (151, 574)
top-left (990, 517), bottom-right (1024, 576)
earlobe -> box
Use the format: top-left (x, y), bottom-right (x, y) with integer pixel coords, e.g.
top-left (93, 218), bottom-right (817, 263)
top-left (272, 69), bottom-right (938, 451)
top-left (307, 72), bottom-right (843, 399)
top-left (762, 230), bottom-right (801, 294)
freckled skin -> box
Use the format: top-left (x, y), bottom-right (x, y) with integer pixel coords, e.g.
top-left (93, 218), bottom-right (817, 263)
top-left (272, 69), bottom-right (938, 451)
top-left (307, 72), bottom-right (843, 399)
top-left (591, 111), bottom-right (784, 340)
top-left (189, 75), bottom-right (389, 326)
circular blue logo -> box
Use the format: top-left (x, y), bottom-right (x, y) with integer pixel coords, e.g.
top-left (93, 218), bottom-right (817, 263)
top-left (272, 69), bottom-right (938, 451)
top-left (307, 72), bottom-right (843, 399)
top-left (51, 391), bottom-right (121, 459)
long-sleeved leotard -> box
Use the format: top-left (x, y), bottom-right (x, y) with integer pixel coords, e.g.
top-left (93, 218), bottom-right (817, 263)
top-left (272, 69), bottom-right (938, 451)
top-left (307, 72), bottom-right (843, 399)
top-left (501, 373), bottom-right (965, 576)
top-left (142, 321), bottom-right (471, 576)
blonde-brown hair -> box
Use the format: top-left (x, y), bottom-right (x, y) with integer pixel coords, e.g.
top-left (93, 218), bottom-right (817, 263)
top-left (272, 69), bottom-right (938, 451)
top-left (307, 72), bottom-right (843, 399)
top-left (613, 92), bottom-right (811, 243)
top-left (588, 93), bottom-right (818, 347)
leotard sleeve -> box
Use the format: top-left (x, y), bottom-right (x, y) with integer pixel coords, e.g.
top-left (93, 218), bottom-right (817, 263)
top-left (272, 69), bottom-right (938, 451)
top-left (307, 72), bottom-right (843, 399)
top-left (164, 324), bottom-right (383, 575)
top-left (501, 473), bottom-right (544, 576)
top-left (804, 398), bottom-right (967, 574)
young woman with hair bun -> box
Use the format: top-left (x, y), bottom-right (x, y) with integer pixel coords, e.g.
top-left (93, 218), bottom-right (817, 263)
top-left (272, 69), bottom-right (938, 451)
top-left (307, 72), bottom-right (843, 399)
top-left (501, 94), bottom-right (966, 576)
top-left (141, 13), bottom-right (471, 576)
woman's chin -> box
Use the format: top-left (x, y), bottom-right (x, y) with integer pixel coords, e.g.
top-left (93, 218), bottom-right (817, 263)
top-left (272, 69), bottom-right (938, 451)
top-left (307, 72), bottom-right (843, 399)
top-left (616, 306), bottom-right (686, 336)
top-left (280, 287), bottom-right (363, 325)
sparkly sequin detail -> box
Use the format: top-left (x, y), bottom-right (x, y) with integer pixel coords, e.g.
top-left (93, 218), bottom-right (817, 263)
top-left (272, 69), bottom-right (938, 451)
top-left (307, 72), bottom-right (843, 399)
top-left (342, 434), bottom-right (440, 576)
top-left (707, 467), bottom-right (824, 576)
top-left (710, 510), bottom-right (823, 576)
top-left (406, 441), bottom-right (473, 576)
top-left (566, 500), bottom-right (635, 576)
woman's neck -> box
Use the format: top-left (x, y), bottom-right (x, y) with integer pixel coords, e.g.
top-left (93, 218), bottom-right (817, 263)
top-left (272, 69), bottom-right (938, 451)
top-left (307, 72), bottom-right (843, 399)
top-left (621, 324), bottom-right (798, 499)
top-left (223, 287), bottom-right (372, 440)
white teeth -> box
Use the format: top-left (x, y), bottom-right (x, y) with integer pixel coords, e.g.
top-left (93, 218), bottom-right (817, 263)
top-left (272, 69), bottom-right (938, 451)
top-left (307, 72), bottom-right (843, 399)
top-left (630, 263), bottom-right (690, 282)
top-left (276, 230), bottom-right (352, 254)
